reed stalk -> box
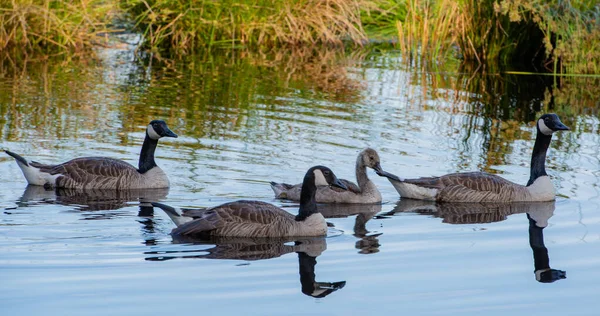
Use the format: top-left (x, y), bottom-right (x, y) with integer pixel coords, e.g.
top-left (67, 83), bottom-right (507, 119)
top-left (0, 0), bottom-right (115, 54)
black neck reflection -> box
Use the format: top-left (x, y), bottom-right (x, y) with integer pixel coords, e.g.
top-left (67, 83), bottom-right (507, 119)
top-left (527, 213), bottom-right (566, 283)
top-left (389, 199), bottom-right (566, 283)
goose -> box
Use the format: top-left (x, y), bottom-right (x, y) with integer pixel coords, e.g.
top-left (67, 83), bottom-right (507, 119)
top-left (4, 120), bottom-right (177, 190)
top-left (376, 113), bottom-right (569, 202)
top-left (151, 165), bottom-right (348, 238)
top-left (270, 148), bottom-right (386, 204)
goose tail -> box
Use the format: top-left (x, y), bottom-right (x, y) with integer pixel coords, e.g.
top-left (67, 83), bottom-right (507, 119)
top-left (5, 150), bottom-right (29, 166)
top-left (151, 202), bottom-right (193, 226)
top-left (5, 150), bottom-right (57, 186)
top-left (270, 181), bottom-right (294, 199)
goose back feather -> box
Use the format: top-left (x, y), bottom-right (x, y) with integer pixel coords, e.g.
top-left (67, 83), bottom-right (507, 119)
top-left (153, 165), bottom-right (348, 238)
top-left (170, 200), bottom-right (325, 238)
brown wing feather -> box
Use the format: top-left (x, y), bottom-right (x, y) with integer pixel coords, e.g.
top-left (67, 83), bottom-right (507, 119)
top-left (274, 178), bottom-right (359, 198)
top-left (32, 157), bottom-right (138, 188)
top-left (330, 179), bottom-right (360, 193)
top-left (405, 172), bottom-right (523, 202)
top-left (405, 172), bottom-right (517, 192)
top-left (172, 200), bottom-right (294, 236)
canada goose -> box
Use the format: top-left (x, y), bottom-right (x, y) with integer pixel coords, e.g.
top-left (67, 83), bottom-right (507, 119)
top-left (5, 120), bottom-right (177, 190)
top-left (376, 114), bottom-right (569, 202)
top-left (152, 165), bottom-right (348, 238)
top-left (270, 148), bottom-right (386, 204)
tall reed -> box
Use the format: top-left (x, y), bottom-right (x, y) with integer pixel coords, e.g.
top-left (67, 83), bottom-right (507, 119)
top-left (121, 0), bottom-right (369, 55)
top-left (396, 0), bottom-right (600, 74)
top-left (0, 0), bottom-right (115, 54)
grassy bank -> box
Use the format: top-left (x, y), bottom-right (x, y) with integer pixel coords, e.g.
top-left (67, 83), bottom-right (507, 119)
top-left (397, 0), bottom-right (600, 74)
top-left (0, 0), bottom-right (115, 55)
top-left (0, 0), bottom-right (598, 74)
top-left (120, 0), bottom-right (369, 54)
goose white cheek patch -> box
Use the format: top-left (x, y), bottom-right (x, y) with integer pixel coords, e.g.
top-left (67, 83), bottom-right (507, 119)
top-left (538, 119), bottom-right (553, 135)
top-left (313, 169), bottom-right (329, 186)
top-left (147, 124), bottom-right (161, 140)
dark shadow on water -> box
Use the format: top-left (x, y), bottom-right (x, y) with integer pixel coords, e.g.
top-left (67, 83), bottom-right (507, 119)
top-left (145, 235), bottom-right (345, 298)
top-left (14, 185), bottom-right (169, 219)
top-left (387, 199), bottom-right (566, 283)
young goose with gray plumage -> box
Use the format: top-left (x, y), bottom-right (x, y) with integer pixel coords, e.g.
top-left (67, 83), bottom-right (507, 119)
top-left (376, 114), bottom-right (569, 202)
top-left (152, 165), bottom-right (348, 238)
top-left (270, 148), bottom-right (385, 204)
top-left (5, 120), bottom-right (177, 190)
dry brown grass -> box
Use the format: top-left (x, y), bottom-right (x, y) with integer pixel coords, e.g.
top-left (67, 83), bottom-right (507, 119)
top-left (0, 0), bottom-right (115, 54)
top-left (122, 0), bottom-right (369, 54)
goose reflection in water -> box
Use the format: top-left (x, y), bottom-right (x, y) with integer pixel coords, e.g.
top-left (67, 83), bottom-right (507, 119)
top-left (145, 236), bottom-right (346, 298)
top-left (15, 185), bottom-right (169, 217)
top-left (389, 199), bottom-right (566, 283)
top-left (317, 203), bottom-right (382, 254)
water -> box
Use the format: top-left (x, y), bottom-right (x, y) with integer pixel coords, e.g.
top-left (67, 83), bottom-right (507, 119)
top-left (1, 40), bottom-right (600, 315)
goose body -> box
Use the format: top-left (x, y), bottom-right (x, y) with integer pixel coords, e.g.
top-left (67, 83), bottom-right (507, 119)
top-left (152, 165), bottom-right (347, 238)
top-left (270, 148), bottom-right (385, 204)
top-left (5, 120), bottom-right (177, 190)
top-left (377, 114), bottom-right (569, 202)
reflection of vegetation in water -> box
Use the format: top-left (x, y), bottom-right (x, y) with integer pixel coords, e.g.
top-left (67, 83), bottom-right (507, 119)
top-left (0, 47), bottom-right (367, 143)
top-left (405, 59), bottom-right (592, 174)
top-left (127, 48), bottom-right (367, 139)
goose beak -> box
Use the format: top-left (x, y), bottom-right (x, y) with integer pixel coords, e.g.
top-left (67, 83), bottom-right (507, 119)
top-left (164, 128), bottom-right (178, 138)
top-left (553, 120), bottom-right (569, 131)
top-left (331, 177), bottom-right (348, 191)
top-left (375, 169), bottom-right (402, 182)
top-left (372, 162), bottom-right (384, 174)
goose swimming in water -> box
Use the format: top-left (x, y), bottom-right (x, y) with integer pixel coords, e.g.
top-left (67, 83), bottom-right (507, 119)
top-left (5, 120), bottom-right (177, 190)
top-left (270, 148), bottom-right (386, 204)
top-left (376, 114), bottom-right (569, 202)
top-left (152, 165), bottom-right (348, 238)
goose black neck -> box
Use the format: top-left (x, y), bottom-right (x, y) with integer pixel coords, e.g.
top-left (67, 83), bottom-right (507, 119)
top-left (138, 133), bottom-right (159, 173)
top-left (296, 174), bottom-right (318, 221)
top-left (527, 130), bottom-right (552, 186)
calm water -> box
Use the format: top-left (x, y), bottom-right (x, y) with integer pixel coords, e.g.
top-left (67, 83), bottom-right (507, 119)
top-left (1, 39), bottom-right (600, 315)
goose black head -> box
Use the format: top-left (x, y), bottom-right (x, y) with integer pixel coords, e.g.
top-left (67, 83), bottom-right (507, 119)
top-left (537, 114), bottom-right (569, 136)
top-left (309, 166), bottom-right (347, 190)
top-left (147, 120), bottom-right (178, 140)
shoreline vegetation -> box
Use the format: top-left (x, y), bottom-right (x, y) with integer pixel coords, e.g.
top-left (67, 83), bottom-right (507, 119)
top-left (0, 0), bottom-right (598, 74)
